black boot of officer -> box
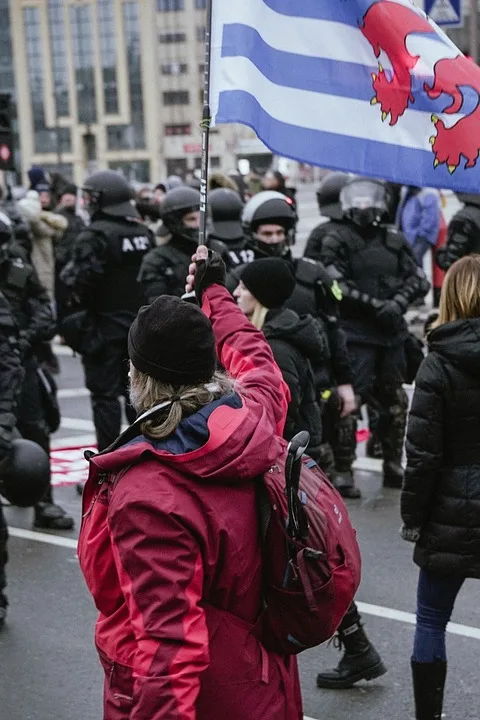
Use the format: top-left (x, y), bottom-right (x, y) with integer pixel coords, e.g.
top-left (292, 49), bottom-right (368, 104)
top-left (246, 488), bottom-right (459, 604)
top-left (316, 603), bottom-right (387, 689)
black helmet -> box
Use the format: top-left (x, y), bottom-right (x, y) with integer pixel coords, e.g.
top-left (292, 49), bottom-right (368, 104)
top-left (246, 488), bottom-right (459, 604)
top-left (242, 191), bottom-right (296, 257)
top-left (209, 188), bottom-right (244, 242)
top-left (165, 175), bottom-right (184, 191)
top-left (161, 186), bottom-right (200, 244)
top-left (82, 170), bottom-right (139, 218)
top-left (340, 177), bottom-right (388, 228)
top-left (0, 438), bottom-right (50, 507)
top-left (316, 172), bottom-right (350, 219)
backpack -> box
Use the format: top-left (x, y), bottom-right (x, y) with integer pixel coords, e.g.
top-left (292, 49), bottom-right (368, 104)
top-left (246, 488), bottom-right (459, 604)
top-left (256, 431), bottom-right (361, 655)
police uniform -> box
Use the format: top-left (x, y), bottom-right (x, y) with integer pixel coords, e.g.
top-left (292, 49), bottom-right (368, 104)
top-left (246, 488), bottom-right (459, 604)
top-left (0, 291), bottom-right (24, 624)
top-left (436, 199), bottom-right (480, 271)
top-left (62, 216), bottom-right (154, 449)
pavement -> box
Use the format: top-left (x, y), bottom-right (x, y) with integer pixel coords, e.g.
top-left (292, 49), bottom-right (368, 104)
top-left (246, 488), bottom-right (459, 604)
top-left (1, 185), bottom-right (478, 720)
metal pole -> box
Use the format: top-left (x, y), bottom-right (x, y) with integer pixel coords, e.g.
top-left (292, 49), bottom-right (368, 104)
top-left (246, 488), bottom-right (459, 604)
top-left (470, 0), bottom-right (478, 64)
top-left (198, 0), bottom-right (214, 246)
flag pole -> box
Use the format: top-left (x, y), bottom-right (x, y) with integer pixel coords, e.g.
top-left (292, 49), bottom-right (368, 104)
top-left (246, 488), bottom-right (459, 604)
top-left (198, 0), bottom-right (214, 247)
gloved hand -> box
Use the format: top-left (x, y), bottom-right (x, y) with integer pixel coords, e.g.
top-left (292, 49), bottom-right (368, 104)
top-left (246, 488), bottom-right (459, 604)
top-left (185, 245), bottom-right (226, 302)
top-left (374, 299), bottom-right (405, 330)
top-left (400, 524), bottom-right (421, 543)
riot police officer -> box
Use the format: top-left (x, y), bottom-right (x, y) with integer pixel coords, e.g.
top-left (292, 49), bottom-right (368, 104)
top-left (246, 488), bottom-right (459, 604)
top-left (61, 170), bottom-right (154, 453)
top-left (0, 213), bottom-right (72, 529)
top-left (208, 188), bottom-right (252, 269)
top-left (320, 177), bottom-right (429, 488)
top-left (138, 186), bottom-right (228, 303)
top-left (304, 172), bottom-right (350, 262)
top-left (436, 192), bottom-right (480, 271)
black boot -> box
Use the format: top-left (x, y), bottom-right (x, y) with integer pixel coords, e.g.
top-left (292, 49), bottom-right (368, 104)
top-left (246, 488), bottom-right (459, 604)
top-left (0, 592), bottom-right (7, 630)
top-left (366, 434), bottom-right (383, 459)
top-left (331, 471), bottom-right (361, 499)
top-left (381, 388), bottom-right (408, 489)
top-left (34, 484), bottom-right (74, 531)
top-left (411, 660), bottom-right (446, 719)
top-left (316, 607), bottom-right (387, 689)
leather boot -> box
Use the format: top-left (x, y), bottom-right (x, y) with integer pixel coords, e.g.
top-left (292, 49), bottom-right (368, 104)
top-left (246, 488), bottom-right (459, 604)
top-left (411, 660), bottom-right (446, 719)
top-left (34, 502), bottom-right (74, 530)
top-left (381, 388), bottom-right (408, 489)
top-left (316, 606), bottom-right (387, 689)
top-left (331, 471), bottom-right (361, 499)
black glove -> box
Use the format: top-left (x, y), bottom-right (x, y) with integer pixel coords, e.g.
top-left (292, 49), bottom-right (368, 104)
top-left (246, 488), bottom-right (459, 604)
top-left (194, 250), bottom-right (226, 303)
top-left (374, 299), bottom-right (404, 330)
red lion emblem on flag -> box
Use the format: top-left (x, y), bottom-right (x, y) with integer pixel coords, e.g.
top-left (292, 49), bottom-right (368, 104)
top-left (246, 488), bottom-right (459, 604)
top-left (360, 0), bottom-right (480, 174)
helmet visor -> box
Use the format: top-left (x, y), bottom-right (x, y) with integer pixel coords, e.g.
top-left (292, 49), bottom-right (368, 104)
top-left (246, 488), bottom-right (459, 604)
top-left (340, 180), bottom-right (386, 213)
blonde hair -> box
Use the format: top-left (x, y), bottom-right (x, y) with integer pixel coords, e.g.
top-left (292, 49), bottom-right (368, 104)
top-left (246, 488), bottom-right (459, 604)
top-left (129, 366), bottom-right (234, 440)
top-left (250, 301), bottom-right (269, 330)
top-left (435, 255), bottom-right (480, 328)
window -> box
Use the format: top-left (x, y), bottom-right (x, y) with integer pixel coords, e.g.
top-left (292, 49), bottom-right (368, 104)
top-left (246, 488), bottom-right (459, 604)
top-left (159, 31), bottom-right (186, 43)
top-left (196, 26), bottom-right (206, 42)
top-left (48, 1), bottom-right (69, 117)
top-left (166, 158), bottom-right (187, 178)
top-left (98, 0), bottom-right (118, 114)
top-left (123, 2), bottom-right (145, 148)
top-left (163, 91), bottom-right (189, 105)
top-left (161, 62), bottom-right (188, 75)
top-left (195, 0), bottom-right (207, 8)
top-left (0, 3), bottom-right (16, 94)
top-left (24, 7), bottom-right (45, 134)
top-left (198, 63), bottom-right (205, 74)
top-left (71, 4), bottom-right (97, 124)
top-left (210, 156), bottom-right (221, 169)
top-left (165, 123), bottom-right (191, 136)
top-left (109, 160), bottom-right (150, 183)
top-left (157, 0), bottom-right (184, 9)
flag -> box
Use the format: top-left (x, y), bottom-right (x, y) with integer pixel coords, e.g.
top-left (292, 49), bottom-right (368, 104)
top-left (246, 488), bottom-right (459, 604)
top-left (210, 0), bottom-right (480, 192)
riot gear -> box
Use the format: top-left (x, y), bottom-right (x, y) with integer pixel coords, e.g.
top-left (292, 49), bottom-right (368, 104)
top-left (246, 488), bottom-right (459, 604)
top-left (161, 186), bottom-right (200, 245)
top-left (209, 188), bottom-right (244, 243)
top-left (340, 178), bottom-right (388, 228)
top-left (0, 438), bottom-right (50, 508)
top-left (316, 173), bottom-right (350, 220)
top-left (82, 171), bottom-right (138, 219)
top-left (242, 191), bottom-right (296, 257)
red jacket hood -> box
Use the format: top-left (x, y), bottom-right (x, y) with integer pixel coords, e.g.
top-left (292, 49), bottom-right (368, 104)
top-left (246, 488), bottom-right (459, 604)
top-left (89, 392), bottom-right (284, 484)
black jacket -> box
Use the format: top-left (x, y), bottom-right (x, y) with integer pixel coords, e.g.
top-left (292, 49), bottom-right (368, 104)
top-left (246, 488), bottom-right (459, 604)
top-left (436, 204), bottom-right (480, 271)
top-left (0, 291), bottom-right (23, 453)
top-left (54, 207), bottom-right (86, 271)
top-left (402, 318), bottom-right (480, 577)
top-left (263, 308), bottom-right (327, 459)
top-left (320, 222), bottom-right (429, 345)
top-left (0, 242), bottom-right (55, 358)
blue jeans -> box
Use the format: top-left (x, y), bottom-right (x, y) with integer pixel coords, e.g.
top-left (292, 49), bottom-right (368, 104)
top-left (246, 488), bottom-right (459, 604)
top-left (413, 568), bottom-right (465, 663)
top-left (412, 237), bottom-right (431, 267)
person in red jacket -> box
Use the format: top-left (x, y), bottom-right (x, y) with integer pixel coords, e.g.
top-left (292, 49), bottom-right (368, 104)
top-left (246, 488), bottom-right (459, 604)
top-left (77, 245), bottom-right (302, 720)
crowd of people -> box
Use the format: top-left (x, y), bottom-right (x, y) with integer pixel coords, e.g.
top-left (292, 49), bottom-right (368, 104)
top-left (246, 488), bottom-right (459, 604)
top-left (0, 162), bottom-right (480, 719)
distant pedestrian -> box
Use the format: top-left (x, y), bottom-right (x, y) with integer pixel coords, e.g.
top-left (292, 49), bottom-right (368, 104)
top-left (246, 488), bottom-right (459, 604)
top-left (396, 185), bottom-right (441, 267)
top-left (402, 254), bottom-right (480, 720)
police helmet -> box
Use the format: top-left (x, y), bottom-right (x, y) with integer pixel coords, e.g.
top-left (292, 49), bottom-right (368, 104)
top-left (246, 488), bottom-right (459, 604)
top-left (242, 191), bottom-right (296, 235)
top-left (340, 177), bottom-right (388, 228)
top-left (165, 175), bottom-right (184, 191)
top-left (316, 172), bottom-right (350, 220)
top-left (82, 170), bottom-right (139, 218)
top-left (161, 186), bottom-right (200, 243)
top-left (0, 438), bottom-right (50, 507)
top-left (209, 188), bottom-right (244, 242)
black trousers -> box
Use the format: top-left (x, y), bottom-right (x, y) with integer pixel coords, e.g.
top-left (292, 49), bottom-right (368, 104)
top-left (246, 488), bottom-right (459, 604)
top-left (0, 504), bottom-right (7, 594)
top-left (83, 340), bottom-right (136, 451)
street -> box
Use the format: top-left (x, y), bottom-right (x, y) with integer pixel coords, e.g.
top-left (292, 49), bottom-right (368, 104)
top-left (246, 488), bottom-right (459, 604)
top-left (1, 186), bottom-right (478, 720)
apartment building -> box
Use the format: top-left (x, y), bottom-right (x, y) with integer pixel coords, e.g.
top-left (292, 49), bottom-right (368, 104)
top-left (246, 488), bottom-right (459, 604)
top-left (0, 0), bottom-right (267, 185)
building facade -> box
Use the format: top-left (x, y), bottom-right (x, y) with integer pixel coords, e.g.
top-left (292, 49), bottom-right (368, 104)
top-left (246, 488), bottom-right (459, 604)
top-left (0, 0), bottom-right (266, 185)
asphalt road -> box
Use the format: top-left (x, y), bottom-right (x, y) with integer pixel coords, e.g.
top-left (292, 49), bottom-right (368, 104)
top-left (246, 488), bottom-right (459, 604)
top-left (1, 185), bottom-right (478, 720)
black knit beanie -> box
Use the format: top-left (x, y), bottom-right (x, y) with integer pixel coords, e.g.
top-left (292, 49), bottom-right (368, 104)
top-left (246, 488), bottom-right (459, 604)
top-left (240, 258), bottom-right (296, 309)
top-left (128, 295), bottom-right (217, 385)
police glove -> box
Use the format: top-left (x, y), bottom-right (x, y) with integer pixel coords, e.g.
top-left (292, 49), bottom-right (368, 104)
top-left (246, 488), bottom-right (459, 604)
top-left (194, 249), bottom-right (226, 303)
top-left (375, 299), bottom-right (404, 330)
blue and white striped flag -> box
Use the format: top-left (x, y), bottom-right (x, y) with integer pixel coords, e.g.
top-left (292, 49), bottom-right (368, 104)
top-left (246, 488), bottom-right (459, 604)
top-left (210, 0), bottom-right (480, 192)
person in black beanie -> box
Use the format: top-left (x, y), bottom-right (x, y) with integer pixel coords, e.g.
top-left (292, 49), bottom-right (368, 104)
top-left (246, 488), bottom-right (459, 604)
top-left (234, 258), bottom-right (326, 460)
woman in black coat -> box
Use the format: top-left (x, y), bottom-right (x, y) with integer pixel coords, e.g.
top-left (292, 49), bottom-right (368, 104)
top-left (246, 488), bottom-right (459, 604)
top-left (233, 258), bottom-right (327, 460)
top-left (401, 255), bottom-right (480, 720)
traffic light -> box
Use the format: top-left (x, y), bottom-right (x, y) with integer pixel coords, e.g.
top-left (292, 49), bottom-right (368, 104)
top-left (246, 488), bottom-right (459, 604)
top-left (0, 94), bottom-right (14, 171)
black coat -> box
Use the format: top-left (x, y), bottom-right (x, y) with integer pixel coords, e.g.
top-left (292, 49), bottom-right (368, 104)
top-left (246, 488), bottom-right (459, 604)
top-left (402, 318), bottom-right (480, 577)
top-left (263, 308), bottom-right (327, 459)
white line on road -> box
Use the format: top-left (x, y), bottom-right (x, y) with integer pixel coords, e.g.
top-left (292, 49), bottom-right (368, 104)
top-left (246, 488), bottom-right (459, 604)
top-left (7, 527), bottom-right (480, 642)
top-left (60, 417), bottom-right (95, 431)
top-left (51, 433), bottom-right (96, 449)
top-left (57, 388), bottom-right (90, 399)
top-left (8, 526), bottom-right (77, 549)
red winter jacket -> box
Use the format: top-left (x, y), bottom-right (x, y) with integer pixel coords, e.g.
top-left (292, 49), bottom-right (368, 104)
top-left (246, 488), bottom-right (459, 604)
top-left (77, 284), bottom-right (302, 720)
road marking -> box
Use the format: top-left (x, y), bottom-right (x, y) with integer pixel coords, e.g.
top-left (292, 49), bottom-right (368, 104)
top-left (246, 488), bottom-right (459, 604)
top-left (51, 433), bottom-right (96, 449)
top-left (8, 526), bottom-right (77, 549)
top-left (7, 528), bottom-right (480, 642)
top-left (60, 417), bottom-right (95, 431)
top-left (57, 388), bottom-right (90, 399)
